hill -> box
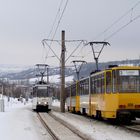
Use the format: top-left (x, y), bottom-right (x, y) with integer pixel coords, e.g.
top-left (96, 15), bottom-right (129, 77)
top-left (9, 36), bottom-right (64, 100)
top-left (0, 59), bottom-right (139, 82)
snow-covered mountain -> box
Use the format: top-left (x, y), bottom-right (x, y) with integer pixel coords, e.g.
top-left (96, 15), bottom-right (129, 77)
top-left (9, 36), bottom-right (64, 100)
top-left (0, 64), bottom-right (74, 84)
top-left (0, 64), bottom-right (33, 73)
top-left (0, 59), bottom-right (139, 82)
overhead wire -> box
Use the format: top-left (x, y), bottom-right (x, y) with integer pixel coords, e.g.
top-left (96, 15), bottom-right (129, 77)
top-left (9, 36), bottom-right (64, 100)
top-left (42, 0), bottom-right (64, 63)
top-left (65, 40), bottom-right (85, 63)
top-left (82, 1), bottom-right (140, 61)
top-left (47, 0), bottom-right (64, 39)
top-left (105, 14), bottom-right (140, 40)
top-left (93, 1), bottom-right (140, 40)
top-left (42, 40), bottom-right (60, 61)
top-left (43, 0), bottom-right (69, 64)
top-left (67, 2), bottom-right (140, 66)
top-left (51, 0), bottom-right (69, 41)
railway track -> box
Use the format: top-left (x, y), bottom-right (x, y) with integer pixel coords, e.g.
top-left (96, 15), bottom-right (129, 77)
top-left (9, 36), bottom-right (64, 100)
top-left (37, 112), bottom-right (87, 140)
top-left (123, 121), bottom-right (140, 133)
top-left (37, 113), bottom-right (58, 140)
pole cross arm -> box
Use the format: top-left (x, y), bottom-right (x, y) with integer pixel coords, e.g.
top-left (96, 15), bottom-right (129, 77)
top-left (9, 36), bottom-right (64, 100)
top-left (89, 41), bottom-right (110, 46)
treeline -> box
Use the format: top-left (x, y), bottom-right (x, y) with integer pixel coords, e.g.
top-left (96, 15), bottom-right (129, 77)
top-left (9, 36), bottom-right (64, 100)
top-left (0, 79), bottom-right (31, 99)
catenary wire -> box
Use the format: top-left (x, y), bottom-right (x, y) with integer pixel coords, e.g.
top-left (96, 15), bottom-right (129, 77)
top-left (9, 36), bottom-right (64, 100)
top-left (50, 0), bottom-right (69, 42)
top-left (47, 0), bottom-right (64, 39)
top-left (65, 41), bottom-right (85, 63)
top-left (93, 1), bottom-right (140, 40)
top-left (43, 0), bottom-right (69, 63)
top-left (105, 14), bottom-right (140, 40)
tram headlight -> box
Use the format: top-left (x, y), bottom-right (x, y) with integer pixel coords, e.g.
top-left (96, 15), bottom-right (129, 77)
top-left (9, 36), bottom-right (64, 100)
top-left (44, 102), bottom-right (48, 105)
top-left (38, 102), bottom-right (41, 104)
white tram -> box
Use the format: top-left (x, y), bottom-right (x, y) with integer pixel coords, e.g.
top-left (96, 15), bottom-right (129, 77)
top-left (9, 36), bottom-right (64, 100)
top-left (32, 82), bottom-right (53, 111)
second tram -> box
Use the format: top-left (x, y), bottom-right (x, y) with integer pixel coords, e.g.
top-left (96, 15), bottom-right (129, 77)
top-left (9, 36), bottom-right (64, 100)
top-left (66, 66), bottom-right (140, 123)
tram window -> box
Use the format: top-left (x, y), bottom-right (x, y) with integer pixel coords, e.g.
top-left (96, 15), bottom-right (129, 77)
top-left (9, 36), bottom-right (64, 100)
top-left (119, 76), bottom-right (140, 93)
top-left (106, 72), bottom-right (112, 93)
top-left (90, 76), bottom-right (94, 94)
top-left (91, 75), bottom-right (101, 94)
top-left (37, 89), bottom-right (48, 97)
top-left (117, 70), bottom-right (140, 93)
top-left (79, 79), bottom-right (89, 95)
top-left (97, 77), bottom-right (101, 93)
top-left (85, 79), bottom-right (89, 95)
top-left (112, 70), bottom-right (117, 93)
top-left (101, 74), bottom-right (105, 93)
top-left (94, 76), bottom-right (98, 94)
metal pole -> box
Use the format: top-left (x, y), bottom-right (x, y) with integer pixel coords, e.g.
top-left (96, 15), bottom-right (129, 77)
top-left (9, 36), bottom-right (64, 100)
top-left (2, 85), bottom-right (3, 99)
top-left (60, 30), bottom-right (65, 112)
top-left (47, 67), bottom-right (49, 84)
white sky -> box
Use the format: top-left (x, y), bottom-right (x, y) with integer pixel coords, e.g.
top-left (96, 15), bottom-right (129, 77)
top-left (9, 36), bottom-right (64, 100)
top-left (0, 0), bottom-right (140, 66)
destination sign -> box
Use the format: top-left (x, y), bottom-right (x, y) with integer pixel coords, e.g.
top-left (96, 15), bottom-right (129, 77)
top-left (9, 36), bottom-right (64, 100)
top-left (119, 70), bottom-right (139, 76)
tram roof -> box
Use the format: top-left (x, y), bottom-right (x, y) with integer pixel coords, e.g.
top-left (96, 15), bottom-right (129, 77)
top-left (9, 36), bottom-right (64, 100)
top-left (90, 65), bottom-right (140, 76)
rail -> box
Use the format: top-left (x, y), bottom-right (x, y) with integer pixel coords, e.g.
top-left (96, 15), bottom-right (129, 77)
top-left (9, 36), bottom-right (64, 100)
top-left (37, 113), bottom-right (59, 140)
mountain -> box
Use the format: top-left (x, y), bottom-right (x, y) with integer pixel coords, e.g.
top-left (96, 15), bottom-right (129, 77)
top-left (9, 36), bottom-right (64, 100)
top-left (0, 59), bottom-right (139, 81)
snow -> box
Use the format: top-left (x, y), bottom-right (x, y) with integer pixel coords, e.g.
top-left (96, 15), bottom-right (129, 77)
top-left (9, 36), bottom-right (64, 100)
top-left (0, 64), bottom-right (32, 73)
top-left (51, 100), bottom-right (140, 140)
top-left (0, 97), bottom-right (52, 140)
top-left (29, 74), bottom-right (74, 84)
top-left (0, 98), bottom-right (139, 140)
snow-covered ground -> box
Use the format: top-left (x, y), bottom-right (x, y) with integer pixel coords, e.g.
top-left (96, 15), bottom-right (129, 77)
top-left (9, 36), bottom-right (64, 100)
top-left (0, 97), bottom-right (52, 140)
top-left (52, 100), bottom-right (140, 140)
top-left (0, 98), bottom-right (139, 140)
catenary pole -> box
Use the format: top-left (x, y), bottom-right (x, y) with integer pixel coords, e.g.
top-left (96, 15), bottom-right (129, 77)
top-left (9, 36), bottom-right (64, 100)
top-left (60, 30), bottom-right (65, 112)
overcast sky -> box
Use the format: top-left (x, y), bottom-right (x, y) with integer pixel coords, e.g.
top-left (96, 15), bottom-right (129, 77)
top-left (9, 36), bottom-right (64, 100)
top-left (0, 0), bottom-right (140, 66)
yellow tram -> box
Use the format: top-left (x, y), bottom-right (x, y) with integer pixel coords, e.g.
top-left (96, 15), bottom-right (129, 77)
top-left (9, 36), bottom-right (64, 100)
top-left (65, 66), bottom-right (140, 122)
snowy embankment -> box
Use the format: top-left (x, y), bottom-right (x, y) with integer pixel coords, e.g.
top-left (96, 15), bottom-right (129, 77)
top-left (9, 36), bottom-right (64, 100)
top-left (51, 100), bottom-right (140, 140)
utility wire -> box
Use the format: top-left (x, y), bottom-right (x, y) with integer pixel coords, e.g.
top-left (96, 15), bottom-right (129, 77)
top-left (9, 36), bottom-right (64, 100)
top-left (105, 14), bottom-right (140, 40)
top-left (65, 41), bottom-right (85, 63)
top-left (42, 0), bottom-right (64, 63)
top-left (94, 1), bottom-right (140, 40)
top-left (47, 0), bottom-right (64, 39)
top-left (51, 0), bottom-right (69, 42)
top-left (42, 40), bottom-right (60, 61)
top-left (43, 0), bottom-right (69, 63)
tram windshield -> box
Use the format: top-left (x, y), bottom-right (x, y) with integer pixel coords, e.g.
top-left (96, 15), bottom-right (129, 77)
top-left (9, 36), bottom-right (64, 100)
top-left (37, 89), bottom-right (48, 97)
top-left (113, 70), bottom-right (140, 93)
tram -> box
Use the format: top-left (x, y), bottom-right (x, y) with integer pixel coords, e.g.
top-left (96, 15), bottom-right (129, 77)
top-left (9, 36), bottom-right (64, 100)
top-left (66, 66), bottom-right (140, 123)
top-left (32, 81), bottom-right (53, 112)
